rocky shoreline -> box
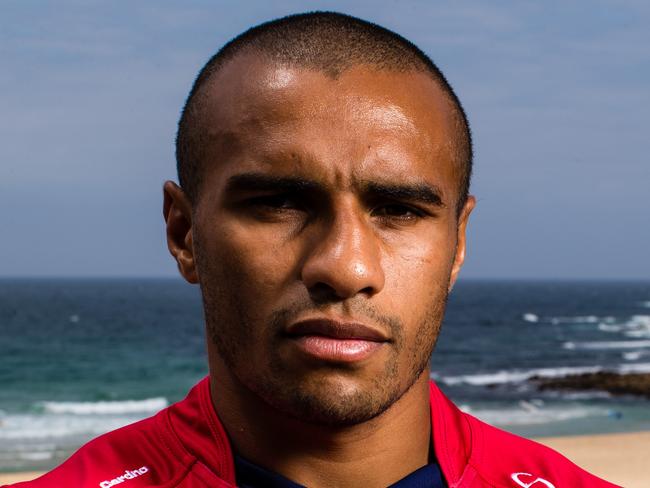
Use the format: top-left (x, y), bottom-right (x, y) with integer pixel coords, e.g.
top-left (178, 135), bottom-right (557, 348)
top-left (532, 372), bottom-right (650, 398)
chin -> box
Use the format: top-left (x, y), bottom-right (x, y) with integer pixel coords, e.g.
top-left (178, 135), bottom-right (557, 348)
top-left (251, 371), bottom-right (411, 427)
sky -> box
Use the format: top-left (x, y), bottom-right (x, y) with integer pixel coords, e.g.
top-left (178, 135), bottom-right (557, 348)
top-left (1, 0), bottom-right (648, 279)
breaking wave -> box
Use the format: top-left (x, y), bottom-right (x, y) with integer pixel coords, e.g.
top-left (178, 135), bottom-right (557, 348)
top-left (460, 402), bottom-right (608, 426)
top-left (0, 398), bottom-right (168, 442)
top-left (39, 398), bottom-right (168, 415)
top-left (563, 340), bottom-right (650, 350)
top-left (433, 362), bottom-right (650, 387)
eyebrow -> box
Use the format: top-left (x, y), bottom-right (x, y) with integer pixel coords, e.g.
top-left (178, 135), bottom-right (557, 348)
top-left (223, 172), bottom-right (445, 208)
top-left (224, 173), bottom-right (322, 194)
top-left (362, 181), bottom-right (446, 208)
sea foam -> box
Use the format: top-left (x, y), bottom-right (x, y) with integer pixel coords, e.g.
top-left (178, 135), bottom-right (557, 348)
top-left (462, 404), bottom-right (607, 426)
top-left (434, 365), bottom-right (602, 386)
top-left (0, 413), bottom-right (141, 440)
top-left (434, 362), bottom-right (650, 387)
top-left (563, 340), bottom-right (650, 350)
top-left (549, 315), bottom-right (604, 325)
top-left (40, 398), bottom-right (168, 415)
top-left (522, 313), bottom-right (539, 323)
top-left (589, 315), bottom-right (650, 338)
top-left (622, 351), bottom-right (648, 361)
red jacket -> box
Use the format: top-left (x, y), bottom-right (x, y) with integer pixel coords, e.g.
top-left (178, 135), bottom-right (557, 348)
top-left (5, 378), bottom-right (619, 487)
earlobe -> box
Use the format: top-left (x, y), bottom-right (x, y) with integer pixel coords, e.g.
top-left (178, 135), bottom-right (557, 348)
top-left (448, 196), bottom-right (476, 292)
top-left (163, 181), bottom-right (199, 284)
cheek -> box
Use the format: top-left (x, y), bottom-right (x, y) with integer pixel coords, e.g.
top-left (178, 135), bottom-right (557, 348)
top-left (380, 231), bottom-right (455, 320)
top-left (384, 229), bottom-right (455, 286)
top-left (196, 221), bottom-right (297, 302)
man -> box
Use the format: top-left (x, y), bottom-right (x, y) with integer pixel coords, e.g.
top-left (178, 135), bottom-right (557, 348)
top-left (9, 12), bottom-right (618, 488)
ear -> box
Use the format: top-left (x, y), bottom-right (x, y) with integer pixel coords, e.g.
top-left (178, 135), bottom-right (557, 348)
top-left (448, 195), bottom-right (476, 292)
top-left (163, 181), bottom-right (199, 284)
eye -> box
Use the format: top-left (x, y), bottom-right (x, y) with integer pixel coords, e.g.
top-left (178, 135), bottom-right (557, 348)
top-left (242, 194), bottom-right (309, 223)
top-left (251, 194), bottom-right (300, 210)
top-left (372, 203), bottom-right (424, 222)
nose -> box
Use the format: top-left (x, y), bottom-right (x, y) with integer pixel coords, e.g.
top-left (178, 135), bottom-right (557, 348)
top-left (301, 206), bottom-right (385, 300)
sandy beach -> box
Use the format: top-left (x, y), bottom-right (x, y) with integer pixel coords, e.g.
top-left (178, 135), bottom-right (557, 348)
top-left (1, 430), bottom-right (648, 486)
top-left (0, 472), bottom-right (42, 486)
top-left (538, 430), bottom-right (650, 487)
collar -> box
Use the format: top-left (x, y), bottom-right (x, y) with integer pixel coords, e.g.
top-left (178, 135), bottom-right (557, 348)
top-left (234, 453), bottom-right (447, 488)
top-left (161, 377), bottom-right (475, 486)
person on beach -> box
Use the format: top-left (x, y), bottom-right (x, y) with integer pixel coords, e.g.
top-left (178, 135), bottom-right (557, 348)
top-left (7, 12), bottom-right (619, 488)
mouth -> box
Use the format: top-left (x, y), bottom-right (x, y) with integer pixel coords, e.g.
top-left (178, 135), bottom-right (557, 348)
top-left (284, 318), bottom-right (390, 363)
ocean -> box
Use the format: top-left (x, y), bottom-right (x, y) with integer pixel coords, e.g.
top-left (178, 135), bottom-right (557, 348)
top-left (1, 279), bottom-right (649, 472)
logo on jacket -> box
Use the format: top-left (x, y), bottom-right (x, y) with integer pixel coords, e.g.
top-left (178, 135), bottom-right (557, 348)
top-left (99, 466), bottom-right (149, 487)
top-left (511, 472), bottom-right (556, 488)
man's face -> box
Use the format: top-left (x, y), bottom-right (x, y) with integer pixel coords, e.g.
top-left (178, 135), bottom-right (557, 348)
top-left (179, 55), bottom-right (473, 425)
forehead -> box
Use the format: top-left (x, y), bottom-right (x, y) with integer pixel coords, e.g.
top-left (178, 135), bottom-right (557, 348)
top-left (193, 53), bottom-right (459, 196)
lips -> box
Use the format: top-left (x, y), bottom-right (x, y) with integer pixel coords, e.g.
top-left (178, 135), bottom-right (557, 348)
top-left (285, 318), bottom-right (389, 363)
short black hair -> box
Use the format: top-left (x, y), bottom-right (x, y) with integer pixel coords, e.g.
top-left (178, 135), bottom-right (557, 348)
top-left (176, 11), bottom-right (473, 213)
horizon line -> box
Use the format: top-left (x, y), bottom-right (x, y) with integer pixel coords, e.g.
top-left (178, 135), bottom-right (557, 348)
top-left (0, 275), bottom-right (648, 283)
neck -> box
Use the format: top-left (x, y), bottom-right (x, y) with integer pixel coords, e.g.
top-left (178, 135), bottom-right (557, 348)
top-left (208, 359), bottom-right (432, 488)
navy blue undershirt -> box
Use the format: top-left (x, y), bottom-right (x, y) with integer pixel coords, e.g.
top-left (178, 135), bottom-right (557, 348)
top-left (234, 453), bottom-right (447, 488)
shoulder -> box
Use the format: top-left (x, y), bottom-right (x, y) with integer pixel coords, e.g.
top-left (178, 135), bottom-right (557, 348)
top-left (4, 410), bottom-right (191, 488)
top-left (4, 378), bottom-right (233, 488)
top-left (428, 381), bottom-right (620, 487)
top-left (465, 414), bottom-right (621, 488)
